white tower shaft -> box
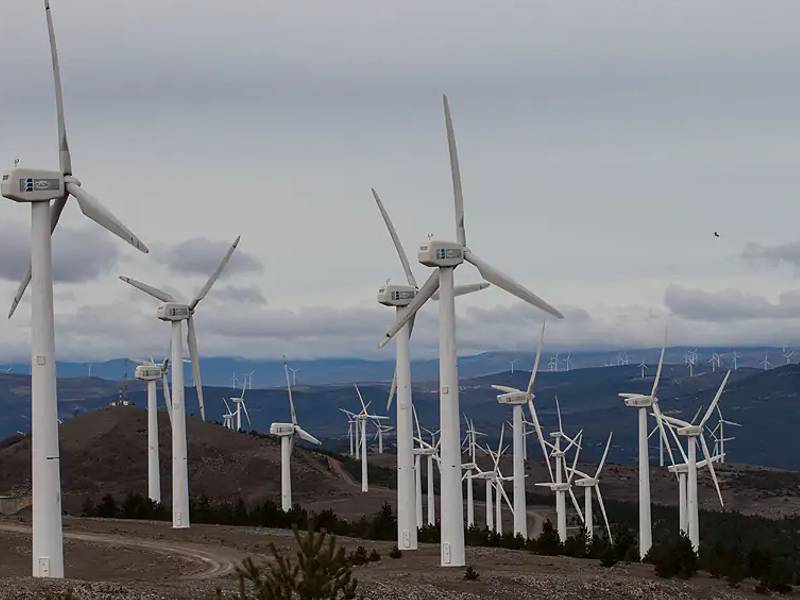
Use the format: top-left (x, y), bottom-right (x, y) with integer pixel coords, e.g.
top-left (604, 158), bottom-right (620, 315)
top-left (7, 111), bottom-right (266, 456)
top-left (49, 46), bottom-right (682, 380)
top-left (394, 319), bottom-right (417, 549)
top-left (30, 201), bottom-right (64, 578)
top-left (584, 487), bottom-right (593, 541)
top-left (494, 482), bottom-right (502, 533)
top-left (281, 436), bottom-right (292, 511)
top-left (466, 472), bottom-right (474, 527)
top-left (512, 405), bottom-right (526, 537)
top-left (355, 420), bottom-right (360, 460)
top-left (687, 436), bottom-right (699, 550)
top-left (415, 454), bottom-right (423, 527)
top-left (637, 407), bottom-right (652, 558)
top-left (427, 455), bottom-right (436, 525)
top-left (170, 321), bottom-right (190, 528)
top-left (361, 420), bottom-right (368, 492)
top-left (555, 449), bottom-right (567, 542)
top-left (678, 472), bottom-right (688, 534)
top-left (146, 380), bottom-right (160, 504)
top-left (437, 267), bottom-right (465, 566)
top-left (485, 479), bottom-right (494, 531)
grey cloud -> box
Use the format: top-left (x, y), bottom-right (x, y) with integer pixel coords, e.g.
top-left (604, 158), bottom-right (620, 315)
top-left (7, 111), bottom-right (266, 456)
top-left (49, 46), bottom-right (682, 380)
top-left (0, 221), bottom-right (120, 283)
top-left (160, 238), bottom-right (263, 277)
top-left (212, 286), bottom-right (268, 305)
top-left (742, 242), bottom-right (800, 274)
top-left (664, 284), bottom-right (800, 322)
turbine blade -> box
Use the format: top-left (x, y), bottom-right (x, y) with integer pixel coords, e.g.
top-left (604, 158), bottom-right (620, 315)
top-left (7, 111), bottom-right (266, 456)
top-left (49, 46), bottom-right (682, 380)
top-left (595, 487), bottom-right (613, 544)
top-left (528, 397), bottom-right (554, 482)
top-left (443, 94), bottom-right (466, 247)
top-left (491, 384), bottom-right (520, 394)
top-left (568, 487), bottom-right (585, 523)
top-left (189, 236), bottom-right (240, 310)
top-left (119, 276), bottom-right (175, 303)
top-left (498, 480), bottom-right (514, 511)
top-left (464, 252), bottom-right (563, 319)
top-left (355, 384), bottom-right (367, 413)
top-left (651, 328), bottom-right (667, 396)
top-left (66, 182), bottom-right (148, 253)
top-left (700, 370), bottom-right (731, 427)
top-left (295, 425), bottom-right (322, 445)
top-left (8, 197), bottom-right (68, 319)
top-left (45, 0), bottom-right (71, 175)
top-left (555, 395), bottom-right (563, 434)
top-left (595, 432), bottom-right (613, 478)
top-left (700, 434), bottom-right (724, 507)
top-left (284, 357), bottom-right (297, 425)
top-left (186, 316), bottom-right (205, 421)
top-left (371, 188), bottom-right (417, 288)
top-left (453, 282), bottom-right (490, 297)
top-left (665, 419), bottom-right (689, 464)
top-left (386, 370), bottom-right (397, 412)
top-left (380, 271), bottom-right (438, 347)
top-left (242, 399), bottom-right (251, 427)
top-left (162, 370), bottom-right (172, 426)
top-left (652, 402), bottom-right (677, 467)
top-left (526, 321), bottom-right (546, 395)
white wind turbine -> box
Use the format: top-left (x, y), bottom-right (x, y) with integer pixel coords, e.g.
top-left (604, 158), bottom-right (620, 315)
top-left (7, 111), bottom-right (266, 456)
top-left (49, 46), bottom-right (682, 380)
top-left (536, 399), bottom-right (584, 542)
top-left (270, 359), bottom-right (322, 511)
top-left (230, 374), bottom-right (253, 432)
top-left (1, 1), bottom-right (149, 578)
top-left (618, 330), bottom-right (675, 559)
top-left (731, 351), bottom-right (741, 371)
top-left (413, 406), bottom-right (440, 527)
top-left (783, 345), bottom-right (794, 365)
top-left (761, 353), bottom-right (772, 371)
top-left (354, 385), bottom-right (389, 493)
top-left (373, 422), bottom-right (394, 454)
top-left (461, 414), bottom-right (486, 528)
top-left (481, 426), bottom-right (517, 535)
top-left (639, 361), bottom-right (648, 380)
top-left (568, 433), bottom-right (614, 544)
top-left (661, 371), bottom-right (730, 550)
top-left (373, 187), bottom-right (487, 551)
top-left (379, 95), bottom-right (563, 567)
top-left (490, 321), bottom-right (548, 538)
top-left (665, 438), bottom-right (723, 536)
top-left (133, 358), bottom-right (171, 504)
top-left (709, 353), bottom-right (721, 373)
top-left (709, 406), bottom-right (741, 464)
top-left (221, 398), bottom-right (235, 430)
top-left (120, 237), bottom-right (240, 529)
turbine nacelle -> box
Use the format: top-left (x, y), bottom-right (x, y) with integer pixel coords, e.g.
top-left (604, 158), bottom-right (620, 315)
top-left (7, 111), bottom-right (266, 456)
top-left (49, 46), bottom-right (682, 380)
top-left (677, 424), bottom-right (703, 437)
top-left (1, 168), bottom-right (64, 202)
top-left (418, 240), bottom-right (464, 268)
top-left (270, 423), bottom-right (295, 436)
top-left (573, 477), bottom-right (598, 488)
top-left (495, 389), bottom-right (528, 405)
top-left (134, 365), bottom-right (162, 381)
top-left (471, 471), bottom-right (496, 482)
top-left (157, 303), bottom-right (191, 322)
top-left (377, 284), bottom-right (416, 307)
top-left (621, 393), bottom-right (655, 408)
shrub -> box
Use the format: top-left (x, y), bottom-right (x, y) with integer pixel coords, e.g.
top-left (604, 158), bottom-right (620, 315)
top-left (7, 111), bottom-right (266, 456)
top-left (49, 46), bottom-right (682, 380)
top-left (647, 534), bottom-right (697, 579)
top-left (367, 549), bottom-right (381, 562)
top-left (348, 546), bottom-right (368, 566)
top-left (235, 524), bottom-right (358, 599)
top-left (388, 546), bottom-right (402, 559)
top-left (534, 520), bottom-right (561, 556)
top-left (464, 565), bottom-right (480, 581)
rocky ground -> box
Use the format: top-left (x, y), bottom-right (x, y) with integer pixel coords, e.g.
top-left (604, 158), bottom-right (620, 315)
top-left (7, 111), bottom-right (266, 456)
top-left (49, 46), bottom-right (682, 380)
top-left (0, 515), bottom-right (777, 600)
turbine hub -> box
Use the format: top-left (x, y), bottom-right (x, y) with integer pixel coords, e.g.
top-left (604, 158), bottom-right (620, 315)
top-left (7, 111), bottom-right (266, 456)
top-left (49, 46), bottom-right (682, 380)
top-left (157, 302), bottom-right (191, 322)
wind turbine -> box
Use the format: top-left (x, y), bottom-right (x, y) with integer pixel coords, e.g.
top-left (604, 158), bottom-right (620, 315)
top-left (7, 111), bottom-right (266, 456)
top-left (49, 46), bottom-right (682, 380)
top-left (761, 353), bottom-right (772, 371)
top-left (535, 398), bottom-right (584, 542)
top-left (618, 330), bottom-right (674, 559)
top-left (708, 353), bottom-right (721, 373)
top-left (230, 375), bottom-right (253, 432)
top-left (510, 360), bottom-right (517, 374)
top-left (412, 406), bottom-right (439, 527)
top-left (289, 367), bottom-right (300, 386)
top-left (666, 445), bottom-right (723, 535)
top-left (639, 361), bottom-right (648, 380)
top-left (354, 385), bottom-right (389, 493)
top-left (783, 345), bottom-right (794, 365)
top-left (379, 97), bottom-right (562, 566)
top-left (270, 358), bottom-right (322, 511)
top-left (661, 371), bottom-right (730, 550)
top-left (133, 358), bottom-right (170, 504)
top-left (221, 398), bottom-right (235, 430)
top-left (373, 422), bottom-right (394, 454)
top-left (1, 0), bottom-right (149, 578)
top-left (373, 187), bottom-right (486, 551)
top-left (568, 433), bottom-right (614, 543)
top-left (120, 237), bottom-right (239, 529)
top-left (709, 406), bottom-right (741, 464)
top-left (490, 321), bottom-right (547, 538)
top-left (731, 351), bottom-right (741, 371)
top-left (461, 414), bottom-right (485, 527)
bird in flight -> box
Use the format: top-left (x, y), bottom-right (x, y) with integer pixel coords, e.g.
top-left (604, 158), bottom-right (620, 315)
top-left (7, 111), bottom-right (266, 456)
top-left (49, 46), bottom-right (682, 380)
top-left (714, 232), bottom-right (720, 238)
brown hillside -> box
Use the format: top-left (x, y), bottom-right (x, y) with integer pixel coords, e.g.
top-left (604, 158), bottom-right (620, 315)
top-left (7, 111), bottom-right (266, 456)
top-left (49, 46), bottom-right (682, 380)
top-left (0, 406), bottom-right (361, 513)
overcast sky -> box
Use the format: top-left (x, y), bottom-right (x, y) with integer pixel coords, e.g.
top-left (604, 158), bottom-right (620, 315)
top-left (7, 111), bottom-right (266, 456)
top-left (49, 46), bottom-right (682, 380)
top-left (1, 1), bottom-right (800, 361)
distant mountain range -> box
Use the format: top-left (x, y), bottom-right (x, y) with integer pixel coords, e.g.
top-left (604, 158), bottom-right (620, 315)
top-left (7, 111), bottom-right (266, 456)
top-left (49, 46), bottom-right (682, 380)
top-left (1, 358), bottom-right (798, 471)
top-left (0, 345), bottom-right (791, 387)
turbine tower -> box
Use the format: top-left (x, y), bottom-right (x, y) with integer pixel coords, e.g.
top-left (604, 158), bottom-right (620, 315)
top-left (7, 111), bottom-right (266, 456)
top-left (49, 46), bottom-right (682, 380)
top-left (661, 371), bottom-right (730, 550)
top-left (617, 330), bottom-right (674, 559)
top-left (270, 358), bottom-right (322, 511)
top-left (490, 322), bottom-right (547, 538)
top-left (120, 237), bottom-right (239, 529)
top-left (379, 95), bottom-right (563, 567)
top-left (1, 1), bottom-right (149, 578)
top-left (373, 187), bottom-right (486, 552)
top-left (134, 359), bottom-right (169, 504)
top-left (354, 385), bottom-right (389, 493)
